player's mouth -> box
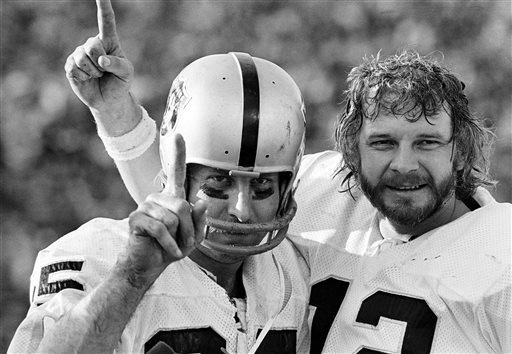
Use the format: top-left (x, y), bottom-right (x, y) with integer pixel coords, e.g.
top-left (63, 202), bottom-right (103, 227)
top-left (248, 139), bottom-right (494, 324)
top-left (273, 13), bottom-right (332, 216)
top-left (205, 229), bottom-right (262, 247)
top-left (387, 184), bottom-right (427, 192)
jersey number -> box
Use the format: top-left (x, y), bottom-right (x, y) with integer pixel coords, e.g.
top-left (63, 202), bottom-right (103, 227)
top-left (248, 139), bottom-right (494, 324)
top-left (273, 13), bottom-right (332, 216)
top-left (145, 328), bottom-right (225, 354)
top-left (310, 278), bottom-right (437, 354)
top-left (145, 328), bottom-right (296, 354)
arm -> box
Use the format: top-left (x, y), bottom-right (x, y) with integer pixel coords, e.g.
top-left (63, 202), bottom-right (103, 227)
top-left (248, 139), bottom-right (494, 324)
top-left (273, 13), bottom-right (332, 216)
top-left (9, 135), bottom-right (206, 353)
top-left (36, 257), bottom-right (157, 353)
top-left (65, 0), bottom-right (162, 204)
top-left (36, 134), bottom-right (206, 353)
top-left (113, 127), bottom-right (162, 204)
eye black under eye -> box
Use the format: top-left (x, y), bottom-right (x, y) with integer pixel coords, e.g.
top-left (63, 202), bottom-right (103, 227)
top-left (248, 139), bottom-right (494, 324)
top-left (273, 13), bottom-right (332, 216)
top-left (199, 184), bottom-right (229, 200)
top-left (253, 187), bottom-right (275, 200)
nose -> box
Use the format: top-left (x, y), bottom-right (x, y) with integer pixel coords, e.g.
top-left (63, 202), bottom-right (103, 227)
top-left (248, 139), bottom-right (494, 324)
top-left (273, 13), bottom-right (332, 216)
top-left (389, 145), bottom-right (419, 174)
top-left (228, 189), bottom-right (253, 223)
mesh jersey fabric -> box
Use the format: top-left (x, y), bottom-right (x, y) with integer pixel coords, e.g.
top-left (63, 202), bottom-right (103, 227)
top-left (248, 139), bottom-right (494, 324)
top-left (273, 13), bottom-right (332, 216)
top-left (8, 217), bottom-right (310, 354)
top-left (288, 150), bottom-right (511, 353)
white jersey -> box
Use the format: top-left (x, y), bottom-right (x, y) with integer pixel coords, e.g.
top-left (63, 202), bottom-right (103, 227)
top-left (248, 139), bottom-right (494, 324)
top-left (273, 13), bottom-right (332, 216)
top-left (289, 151), bottom-right (511, 353)
top-left (9, 218), bottom-right (310, 354)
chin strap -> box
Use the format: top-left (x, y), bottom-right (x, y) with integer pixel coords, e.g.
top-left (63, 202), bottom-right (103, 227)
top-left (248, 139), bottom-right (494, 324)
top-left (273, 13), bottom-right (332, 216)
top-left (247, 252), bottom-right (292, 354)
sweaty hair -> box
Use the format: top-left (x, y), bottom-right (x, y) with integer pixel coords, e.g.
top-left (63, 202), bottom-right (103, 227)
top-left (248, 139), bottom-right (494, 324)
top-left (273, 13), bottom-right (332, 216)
top-left (334, 49), bottom-right (496, 200)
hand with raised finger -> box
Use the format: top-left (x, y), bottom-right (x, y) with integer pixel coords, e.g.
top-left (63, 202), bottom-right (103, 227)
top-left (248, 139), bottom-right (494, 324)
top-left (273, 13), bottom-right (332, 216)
top-left (125, 198), bottom-right (183, 282)
top-left (123, 134), bottom-right (207, 283)
top-left (155, 133), bottom-right (209, 253)
top-left (64, 0), bottom-right (139, 135)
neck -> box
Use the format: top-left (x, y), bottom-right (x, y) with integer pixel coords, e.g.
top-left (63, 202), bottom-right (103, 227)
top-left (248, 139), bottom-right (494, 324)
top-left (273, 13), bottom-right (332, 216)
top-left (189, 249), bottom-right (246, 298)
top-left (380, 195), bottom-right (471, 238)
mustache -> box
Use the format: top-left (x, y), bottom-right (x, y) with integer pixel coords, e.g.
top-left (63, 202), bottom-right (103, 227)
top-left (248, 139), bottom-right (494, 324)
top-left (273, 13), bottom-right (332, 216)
top-left (379, 173), bottom-right (434, 188)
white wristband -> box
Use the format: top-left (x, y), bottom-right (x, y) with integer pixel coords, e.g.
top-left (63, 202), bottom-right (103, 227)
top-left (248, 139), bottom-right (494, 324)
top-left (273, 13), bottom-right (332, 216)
top-left (99, 106), bottom-right (157, 161)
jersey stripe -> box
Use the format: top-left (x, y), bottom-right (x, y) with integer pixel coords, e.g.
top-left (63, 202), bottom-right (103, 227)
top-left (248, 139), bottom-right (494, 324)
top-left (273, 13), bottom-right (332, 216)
top-left (232, 52), bottom-right (260, 168)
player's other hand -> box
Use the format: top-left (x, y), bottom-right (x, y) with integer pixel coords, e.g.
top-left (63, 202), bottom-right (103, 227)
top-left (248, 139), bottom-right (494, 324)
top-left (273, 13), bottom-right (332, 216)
top-left (64, 0), bottom-right (133, 116)
top-left (126, 134), bottom-right (208, 281)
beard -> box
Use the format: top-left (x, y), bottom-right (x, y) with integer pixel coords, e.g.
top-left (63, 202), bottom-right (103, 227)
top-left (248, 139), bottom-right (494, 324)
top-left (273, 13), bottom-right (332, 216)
top-left (359, 169), bottom-right (456, 227)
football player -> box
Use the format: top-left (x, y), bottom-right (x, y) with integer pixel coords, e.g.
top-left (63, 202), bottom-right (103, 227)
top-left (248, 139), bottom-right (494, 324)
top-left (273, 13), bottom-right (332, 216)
top-left (90, 40), bottom-right (511, 353)
top-left (290, 50), bottom-right (511, 353)
top-left (7, 1), bottom-right (309, 353)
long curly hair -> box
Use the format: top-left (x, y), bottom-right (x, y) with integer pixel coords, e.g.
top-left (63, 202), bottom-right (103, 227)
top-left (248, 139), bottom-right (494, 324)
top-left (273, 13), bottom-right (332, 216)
top-left (334, 49), bottom-right (496, 200)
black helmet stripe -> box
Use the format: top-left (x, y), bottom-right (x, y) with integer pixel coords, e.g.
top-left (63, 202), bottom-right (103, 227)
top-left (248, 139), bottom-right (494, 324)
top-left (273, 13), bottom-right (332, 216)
top-left (232, 52), bottom-right (260, 168)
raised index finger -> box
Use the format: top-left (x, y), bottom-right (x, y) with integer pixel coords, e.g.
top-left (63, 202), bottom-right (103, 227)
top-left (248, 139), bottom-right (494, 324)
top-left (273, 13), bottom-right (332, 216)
top-left (163, 133), bottom-right (187, 199)
top-left (96, 0), bottom-right (118, 41)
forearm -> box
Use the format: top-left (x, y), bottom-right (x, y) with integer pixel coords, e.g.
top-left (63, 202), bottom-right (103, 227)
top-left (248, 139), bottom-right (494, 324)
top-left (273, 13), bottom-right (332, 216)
top-left (36, 258), bottom-right (156, 353)
top-left (90, 93), bottom-right (163, 204)
top-left (114, 138), bottom-right (163, 204)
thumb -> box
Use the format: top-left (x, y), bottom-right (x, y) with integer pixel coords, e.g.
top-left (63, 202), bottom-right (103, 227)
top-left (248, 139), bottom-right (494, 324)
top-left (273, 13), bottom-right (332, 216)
top-left (98, 55), bottom-right (133, 81)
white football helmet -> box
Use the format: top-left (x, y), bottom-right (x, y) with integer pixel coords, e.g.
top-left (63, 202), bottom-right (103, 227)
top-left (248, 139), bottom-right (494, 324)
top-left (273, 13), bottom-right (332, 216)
top-left (160, 52), bottom-right (305, 256)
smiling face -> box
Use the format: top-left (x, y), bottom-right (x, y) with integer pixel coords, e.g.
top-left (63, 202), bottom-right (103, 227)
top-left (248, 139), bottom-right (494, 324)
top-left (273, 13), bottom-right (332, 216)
top-left (358, 107), bottom-right (463, 229)
top-left (187, 164), bottom-right (281, 263)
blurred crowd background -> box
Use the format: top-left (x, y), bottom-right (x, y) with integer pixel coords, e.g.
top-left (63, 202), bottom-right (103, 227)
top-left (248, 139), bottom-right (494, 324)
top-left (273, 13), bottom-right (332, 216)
top-left (1, 0), bottom-right (511, 350)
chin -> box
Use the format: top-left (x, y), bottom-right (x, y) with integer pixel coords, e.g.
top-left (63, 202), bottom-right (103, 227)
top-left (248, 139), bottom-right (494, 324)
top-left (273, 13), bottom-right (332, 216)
top-left (213, 252), bottom-right (246, 264)
top-left (382, 207), bottom-right (429, 227)
top-left (195, 243), bottom-right (246, 264)
top-left (380, 194), bottom-right (445, 227)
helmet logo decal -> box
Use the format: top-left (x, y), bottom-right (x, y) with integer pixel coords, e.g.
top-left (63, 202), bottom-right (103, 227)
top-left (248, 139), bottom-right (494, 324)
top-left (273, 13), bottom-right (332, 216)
top-left (161, 75), bottom-right (190, 136)
top-left (232, 52), bottom-right (260, 168)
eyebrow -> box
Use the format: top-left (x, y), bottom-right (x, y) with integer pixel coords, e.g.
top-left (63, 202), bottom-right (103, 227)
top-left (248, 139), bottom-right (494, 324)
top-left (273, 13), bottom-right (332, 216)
top-left (366, 133), bottom-right (393, 140)
top-left (213, 169), bottom-right (230, 176)
top-left (416, 133), bottom-right (450, 141)
top-left (366, 132), bottom-right (448, 140)
top-left (258, 173), bottom-right (278, 179)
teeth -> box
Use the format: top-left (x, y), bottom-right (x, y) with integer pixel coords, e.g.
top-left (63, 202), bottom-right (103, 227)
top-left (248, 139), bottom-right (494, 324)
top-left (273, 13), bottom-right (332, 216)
top-left (393, 185), bottom-right (421, 190)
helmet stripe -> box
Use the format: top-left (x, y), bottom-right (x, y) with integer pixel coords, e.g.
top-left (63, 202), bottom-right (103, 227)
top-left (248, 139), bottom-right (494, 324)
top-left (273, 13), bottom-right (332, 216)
top-left (232, 52), bottom-right (260, 168)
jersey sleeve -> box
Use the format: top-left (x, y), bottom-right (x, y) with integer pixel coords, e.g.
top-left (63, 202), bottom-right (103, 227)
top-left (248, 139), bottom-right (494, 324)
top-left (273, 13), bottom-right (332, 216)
top-left (473, 203), bottom-right (512, 352)
top-left (477, 267), bottom-right (512, 352)
top-left (289, 151), bottom-right (344, 265)
top-left (289, 151), bottom-right (374, 266)
top-left (8, 287), bottom-right (88, 353)
top-left (8, 218), bottom-right (127, 353)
